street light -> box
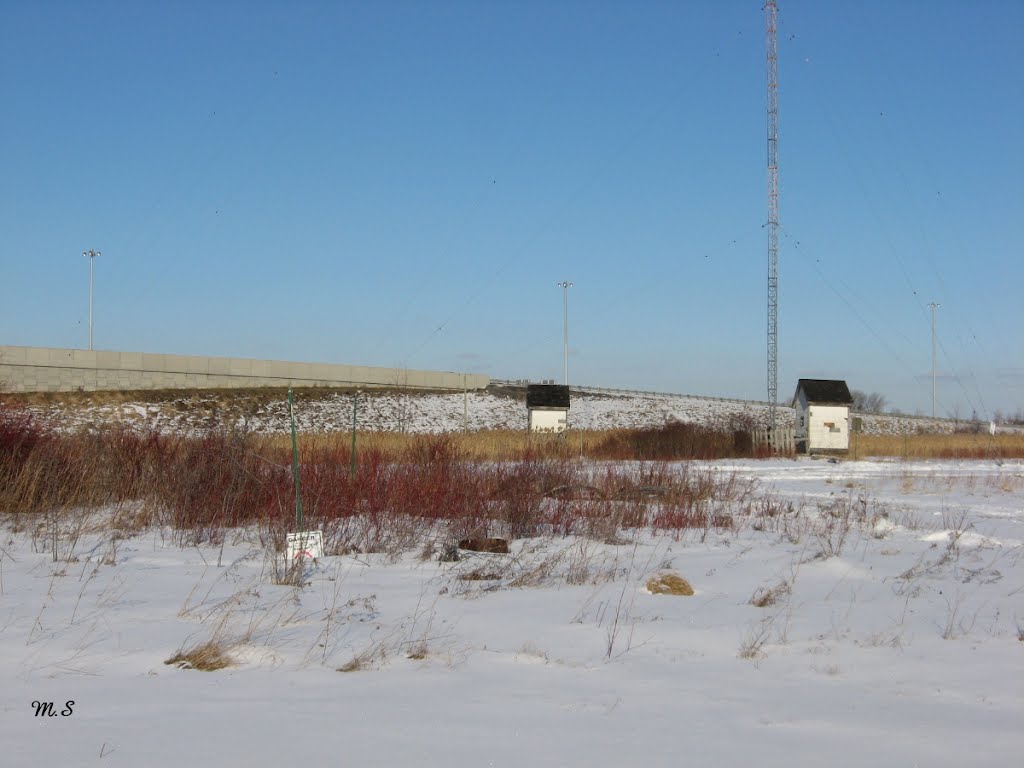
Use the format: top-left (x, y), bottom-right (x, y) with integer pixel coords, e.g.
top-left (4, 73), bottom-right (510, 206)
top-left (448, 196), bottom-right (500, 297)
top-left (83, 249), bottom-right (101, 350)
top-left (557, 280), bottom-right (573, 386)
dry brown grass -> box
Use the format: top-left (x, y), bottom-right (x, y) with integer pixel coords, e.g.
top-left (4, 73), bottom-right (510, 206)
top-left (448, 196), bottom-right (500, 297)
top-left (750, 581), bottom-right (791, 607)
top-left (337, 642), bottom-right (387, 672)
top-left (645, 572), bottom-right (694, 596)
top-left (273, 423), bottom-right (766, 463)
top-left (456, 566), bottom-right (507, 581)
top-left (856, 433), bottom-right (1024, 459)
top-left (267, 429), bottom-right (601, 462)
top-left (164, 640), bottom-right (234, 671)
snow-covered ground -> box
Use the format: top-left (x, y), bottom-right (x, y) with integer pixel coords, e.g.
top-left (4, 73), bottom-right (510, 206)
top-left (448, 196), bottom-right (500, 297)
top-left (13, 386), bottom-right (989, 436)
top-left (2, 458), bottom-right (1022, 766)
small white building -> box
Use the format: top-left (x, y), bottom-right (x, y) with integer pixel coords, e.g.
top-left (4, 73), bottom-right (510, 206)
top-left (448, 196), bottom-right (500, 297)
top-left (526, 384), bottom-right (570, 433)
top-left (792, 379), bottom-right (853, 455)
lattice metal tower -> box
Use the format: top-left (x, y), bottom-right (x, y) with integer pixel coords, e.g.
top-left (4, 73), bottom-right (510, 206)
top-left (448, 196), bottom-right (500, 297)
top-left (765, 0), bottom-right (780, 434)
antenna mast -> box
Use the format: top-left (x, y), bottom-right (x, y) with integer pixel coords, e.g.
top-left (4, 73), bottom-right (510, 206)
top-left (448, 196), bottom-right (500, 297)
top-left (765, 0), bottom-right (780, 435)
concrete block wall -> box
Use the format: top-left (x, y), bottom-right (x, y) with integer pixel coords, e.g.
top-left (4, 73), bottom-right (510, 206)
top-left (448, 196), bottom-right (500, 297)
top-left (0, 345), bottom-right (489, 393)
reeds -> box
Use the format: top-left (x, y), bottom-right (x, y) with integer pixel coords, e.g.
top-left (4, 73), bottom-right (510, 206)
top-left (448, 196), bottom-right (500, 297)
top-left (855, 433), bottom-right (1024, 459)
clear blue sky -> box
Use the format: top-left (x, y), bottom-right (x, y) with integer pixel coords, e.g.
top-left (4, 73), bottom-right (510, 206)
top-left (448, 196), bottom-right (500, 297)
top-left (2, 0), bottom-right (1021, 417)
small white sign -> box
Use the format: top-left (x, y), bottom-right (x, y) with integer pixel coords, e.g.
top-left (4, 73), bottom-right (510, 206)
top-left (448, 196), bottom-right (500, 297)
top-left (286, 530), bottom-right (324, 563)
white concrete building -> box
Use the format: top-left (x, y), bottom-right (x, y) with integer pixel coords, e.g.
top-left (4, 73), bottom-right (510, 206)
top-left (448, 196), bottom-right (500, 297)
top-left (792, 379), bottom-right (854, 454)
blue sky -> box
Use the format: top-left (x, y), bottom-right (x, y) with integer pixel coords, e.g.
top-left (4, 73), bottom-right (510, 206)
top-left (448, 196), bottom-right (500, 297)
top-left (2, 0), bottom-right (1021, 417)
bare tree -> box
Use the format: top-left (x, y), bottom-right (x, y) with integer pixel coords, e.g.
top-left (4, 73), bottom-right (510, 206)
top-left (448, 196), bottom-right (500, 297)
top-left (851, 390), bottom-right (887, 414)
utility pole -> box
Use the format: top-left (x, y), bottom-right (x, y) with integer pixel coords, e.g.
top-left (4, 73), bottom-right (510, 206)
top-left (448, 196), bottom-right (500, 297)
top-left (557, 280), bottom-right (573, 386)
top-left (928, 302), bottom-right (940, 418)
top-left (765, 0), bottom-right (780, 437)
top-left (83, 249), bottom-right (100, 350)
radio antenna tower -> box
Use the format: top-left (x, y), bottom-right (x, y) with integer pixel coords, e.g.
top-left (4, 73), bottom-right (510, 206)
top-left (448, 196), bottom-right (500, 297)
top-left (765, 0), bottom-right (780, 436)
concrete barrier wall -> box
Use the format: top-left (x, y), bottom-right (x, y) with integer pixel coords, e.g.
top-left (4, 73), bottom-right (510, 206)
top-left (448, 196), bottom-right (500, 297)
top-left (0, 346), bottom-right (489, 393)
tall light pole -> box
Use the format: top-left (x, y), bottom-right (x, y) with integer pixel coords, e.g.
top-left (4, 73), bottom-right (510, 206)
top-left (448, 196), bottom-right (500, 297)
top-left (927, 302), bottom-right (940, 418)
top-left (557, 280), bottom-right (573, 386)
top-left (83, 249), bottom-right (101, 350)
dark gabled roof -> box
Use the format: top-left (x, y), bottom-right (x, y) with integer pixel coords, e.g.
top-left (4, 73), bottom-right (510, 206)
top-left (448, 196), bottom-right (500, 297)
top-left (793, 379), bottom-right (853, 405)
top-left (526, 384), bottom-right (570, 409)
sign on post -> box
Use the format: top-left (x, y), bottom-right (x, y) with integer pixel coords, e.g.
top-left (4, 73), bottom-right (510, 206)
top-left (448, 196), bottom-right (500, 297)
top-left (286, 530), bottom-right (324, 564)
